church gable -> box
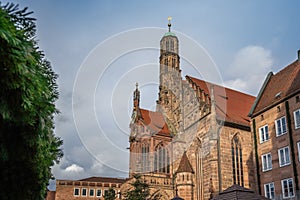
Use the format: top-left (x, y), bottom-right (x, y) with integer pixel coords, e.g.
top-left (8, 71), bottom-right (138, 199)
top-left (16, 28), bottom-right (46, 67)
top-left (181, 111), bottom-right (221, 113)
top-left (186, 76), bottom-right (255, 127)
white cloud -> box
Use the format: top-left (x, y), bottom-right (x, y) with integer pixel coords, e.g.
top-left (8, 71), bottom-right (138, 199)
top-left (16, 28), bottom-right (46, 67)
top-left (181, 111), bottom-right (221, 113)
top-left (224, 45), bottom-right (274, 95)
top-left (65, 164), bottom-right (84, 173)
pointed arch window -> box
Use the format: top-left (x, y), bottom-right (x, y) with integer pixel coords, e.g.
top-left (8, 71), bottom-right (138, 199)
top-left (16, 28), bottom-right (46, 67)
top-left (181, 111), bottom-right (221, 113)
top-left (231, 135), bottom-right (244, 186)
top-left (154, 144), bottom-right (170, 173)
top-left (141, 143), bottom-right (150, 173)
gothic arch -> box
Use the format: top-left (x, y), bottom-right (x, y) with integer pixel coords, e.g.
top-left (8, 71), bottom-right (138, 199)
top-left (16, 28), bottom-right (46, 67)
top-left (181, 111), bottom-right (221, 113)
top-left (150, 189), bottom-right (170, 200)
top-left (231, 133), bottom-right (244, 186)
top-left (154, 143), bottom-right (170, 173)
top-left (141, 143), bottom-right (150, 173)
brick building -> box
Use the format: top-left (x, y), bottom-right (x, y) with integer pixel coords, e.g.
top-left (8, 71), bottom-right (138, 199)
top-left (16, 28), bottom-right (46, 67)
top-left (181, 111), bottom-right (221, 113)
top-left (53, 177), bottom-right (126, 200)
top-left (249, 52), bottom-right (300, 199)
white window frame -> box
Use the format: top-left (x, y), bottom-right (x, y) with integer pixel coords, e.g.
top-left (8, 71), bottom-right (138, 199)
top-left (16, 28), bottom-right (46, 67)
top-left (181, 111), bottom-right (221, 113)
top-left (261, 153), bottom-right (272, 171)
top-left (259, 125), bottom-right (269, 143)
top-left (74, 188), bottom-right (80, 196)
top-left (281, 178), bottom-right (294, 198)
top-left (294, 109), bottom-right (300, 129)
top-left (278, 146), bottom-right (291, 167)
top-left (275, 116), bottom-right (287, 136)
top-left (298, 142), bottom-right (300, 162)
top-left (82, 188), bottom-right (87, 197)
top-left (89, 188), bottom-right (94, 197)
top-left (264, 182), bottom-right (275, 199)
top-left (117, 190), bottom-right (121, 199)
top-left (96, 189), bottom-right (102, 197)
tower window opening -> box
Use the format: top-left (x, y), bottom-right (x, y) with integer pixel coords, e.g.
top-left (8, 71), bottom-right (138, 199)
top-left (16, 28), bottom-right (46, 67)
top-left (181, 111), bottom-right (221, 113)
top-left (170, 40), bottom-right (174, 52)
top-left (166, 40), bottom-right (170, 52)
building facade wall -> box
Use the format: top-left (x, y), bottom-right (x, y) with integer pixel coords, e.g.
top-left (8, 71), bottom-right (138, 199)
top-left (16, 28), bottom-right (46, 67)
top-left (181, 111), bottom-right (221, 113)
top-left (252, 93), bottom-right (300, 199)
top-left (55, 180), bottom-right (122, 200)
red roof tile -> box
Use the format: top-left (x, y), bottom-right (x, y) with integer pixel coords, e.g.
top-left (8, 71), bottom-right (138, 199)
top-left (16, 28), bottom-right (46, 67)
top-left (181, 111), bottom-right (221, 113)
top-left (139, 108), bottom-right (171, 137)
top-left (186, 76), bottom-right (255, 127)
top-left (78, 176), bottom-right (126, 184)
top-left (176, 152), bottom-right (194, 173)
top-left (251, 60), bottom-right (300, 116)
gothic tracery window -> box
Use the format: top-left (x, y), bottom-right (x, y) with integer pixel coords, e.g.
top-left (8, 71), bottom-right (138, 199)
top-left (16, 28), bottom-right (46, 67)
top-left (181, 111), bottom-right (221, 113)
top-left (154, 144), bottom-right (170, 173)
top-left (231, 135), bottom-right (244, 186)
top-left (141, 143), bottom-right (150, 173)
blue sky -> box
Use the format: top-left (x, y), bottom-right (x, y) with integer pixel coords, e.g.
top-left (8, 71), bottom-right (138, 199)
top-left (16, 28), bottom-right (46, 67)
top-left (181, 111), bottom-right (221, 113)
top-left (2, 0), bottom-right (300, 190)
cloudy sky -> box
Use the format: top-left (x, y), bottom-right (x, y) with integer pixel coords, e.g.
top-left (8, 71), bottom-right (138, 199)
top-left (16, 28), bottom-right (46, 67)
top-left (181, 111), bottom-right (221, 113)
top-left (3, 0), bottom-right (300, 190)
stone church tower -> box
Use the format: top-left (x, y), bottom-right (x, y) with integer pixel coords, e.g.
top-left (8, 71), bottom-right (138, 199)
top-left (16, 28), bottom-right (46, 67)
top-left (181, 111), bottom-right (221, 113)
top-left (125, 19), bottom-right (257, 200)
top-left (157, 19), bottom-right (183, 134)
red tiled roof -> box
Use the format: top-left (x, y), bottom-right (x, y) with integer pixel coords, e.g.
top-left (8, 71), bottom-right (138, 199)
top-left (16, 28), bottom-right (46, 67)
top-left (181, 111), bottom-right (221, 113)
top-left (251, 60), bottom-right (300, 116)
top-left (139, 108), bottom-right (171, 137)
top-left (176, 152), bottom-right (194, 173)
top-left (186, 76), bottom-right (255, 127)
top-left (78, 176), bottom-right (126, 184)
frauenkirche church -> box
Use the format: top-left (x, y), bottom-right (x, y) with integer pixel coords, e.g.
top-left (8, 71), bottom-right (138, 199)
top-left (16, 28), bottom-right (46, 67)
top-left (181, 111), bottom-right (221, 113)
top-left (123, 19), bottom-right (256, 200)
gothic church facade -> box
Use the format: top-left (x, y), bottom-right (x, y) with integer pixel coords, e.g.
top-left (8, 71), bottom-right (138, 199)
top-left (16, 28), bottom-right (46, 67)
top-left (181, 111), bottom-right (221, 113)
top-left (125, 22), bottom-right (257, 200)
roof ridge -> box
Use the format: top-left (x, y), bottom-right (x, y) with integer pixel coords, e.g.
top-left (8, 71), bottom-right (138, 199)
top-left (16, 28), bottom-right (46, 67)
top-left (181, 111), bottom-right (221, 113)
top-left (186, 75), bottom-right (255, 98)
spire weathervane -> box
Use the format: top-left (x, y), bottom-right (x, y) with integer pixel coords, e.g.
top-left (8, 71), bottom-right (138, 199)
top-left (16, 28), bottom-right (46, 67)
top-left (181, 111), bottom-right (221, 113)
top-left (168, 16), bottom-right (172, 32)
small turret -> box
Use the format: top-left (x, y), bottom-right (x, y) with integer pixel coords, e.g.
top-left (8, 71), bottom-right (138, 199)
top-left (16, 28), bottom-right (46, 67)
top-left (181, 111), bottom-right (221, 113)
top-left (175, 152), bottom-right (194, 200)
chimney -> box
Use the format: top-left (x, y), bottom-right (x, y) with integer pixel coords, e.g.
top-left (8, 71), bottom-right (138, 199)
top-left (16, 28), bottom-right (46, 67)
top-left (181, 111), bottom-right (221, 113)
top-left (298, 50), bottom-right (300, 62)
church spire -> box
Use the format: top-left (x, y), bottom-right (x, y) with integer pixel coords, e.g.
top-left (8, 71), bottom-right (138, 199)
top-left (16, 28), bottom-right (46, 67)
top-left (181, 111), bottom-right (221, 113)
top-left (168, 16), bottom-right (172, 32)
top-left (133, 82), bottom-right (140, 110)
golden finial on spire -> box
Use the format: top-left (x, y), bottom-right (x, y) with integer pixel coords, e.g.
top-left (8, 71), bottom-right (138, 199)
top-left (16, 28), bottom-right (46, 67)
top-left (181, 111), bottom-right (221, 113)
top-left (168, 16), bottom-right (172, 32)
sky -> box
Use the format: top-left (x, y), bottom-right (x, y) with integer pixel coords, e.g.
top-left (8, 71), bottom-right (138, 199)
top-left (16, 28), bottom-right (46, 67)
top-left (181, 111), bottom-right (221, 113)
top-left (2, 0), bottom-right (300, 190)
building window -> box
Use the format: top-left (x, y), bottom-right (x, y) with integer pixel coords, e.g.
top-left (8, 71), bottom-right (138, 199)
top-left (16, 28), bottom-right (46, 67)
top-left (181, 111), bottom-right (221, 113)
top-left (275, 116), bottom-right (287, 136)
top-left (117, 190), bottom-right (121, 199)
top-left (261, 153), bottom-right (272, 171)
top-left (278, 146), bottom-right (290, 167)
top-left (104, 190), bottom-right (109, 196)
top-left (96, 189), bottom-right (102, 197)
top-left (141, 143), bottom-right (150, 173)
top-left (74, 188), bottom-right (80, 196)
top-left (281, 178), bottom-right (294, 198)
top-left (231, 135), bottom-right (244, 186)
top-left (89, 189), bottom-right (94, 197)
top-left (264, 182), bottom-right (275, 199)
top-left (259, 125), bottom-right (269, 143)
top-left (154, 144), bottom-right (170, 173)
top-left (294, 109), bottom-right (300, 129)
top-left (82, 188), bottom-right (87, 196)
top-left (298, 142), bottom-right (300, 162)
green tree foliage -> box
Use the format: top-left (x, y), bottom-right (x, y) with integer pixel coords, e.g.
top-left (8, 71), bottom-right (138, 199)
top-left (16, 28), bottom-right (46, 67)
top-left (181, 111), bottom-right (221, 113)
top-left (104, 188), bottom-right (117, 200)
top-left (0, 3), bottom-right (63, 199)
top-left (124, 174), bottom-right (150, 200)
